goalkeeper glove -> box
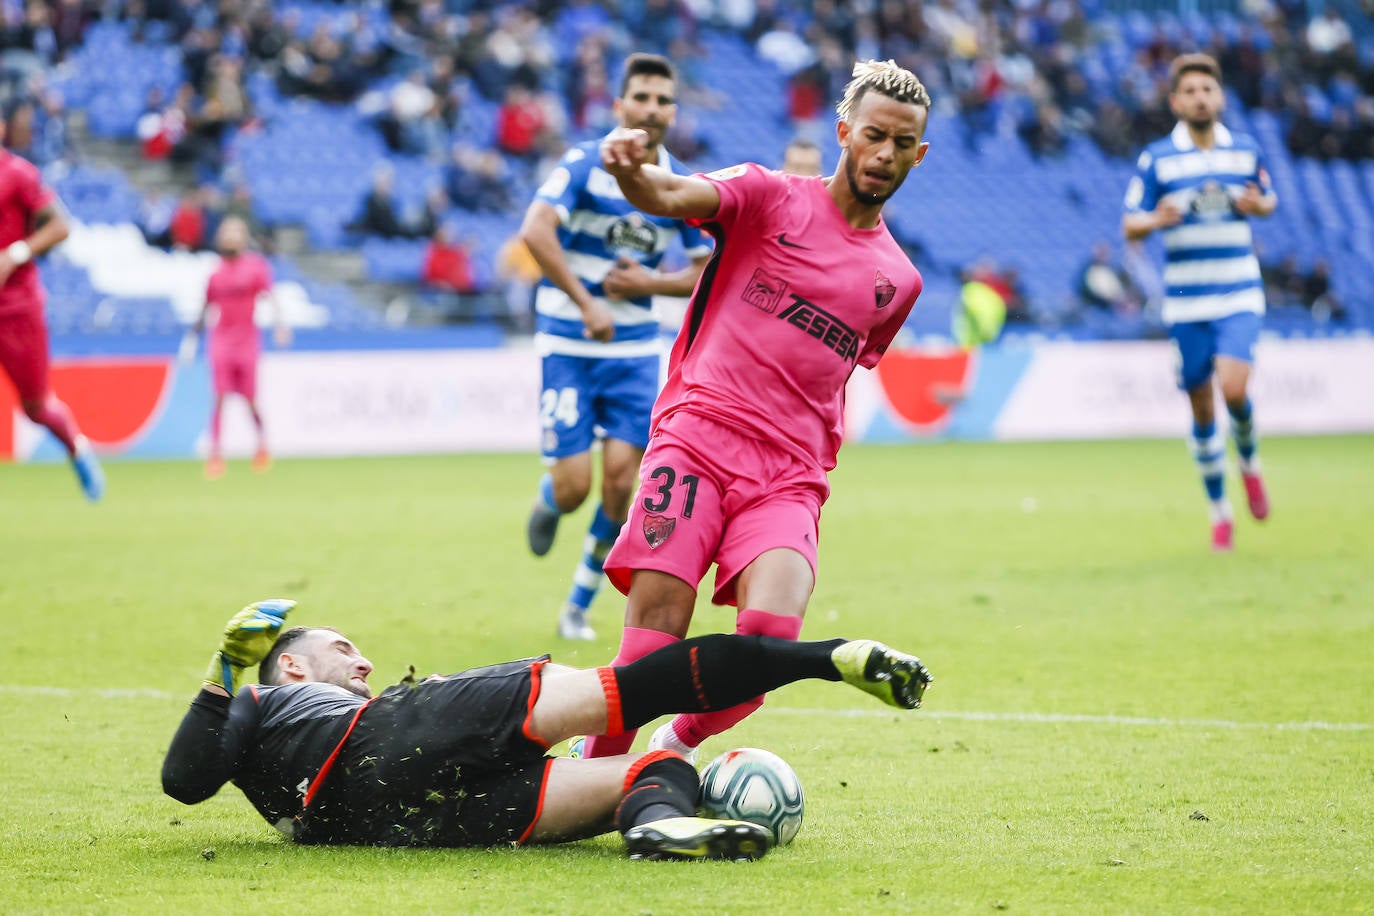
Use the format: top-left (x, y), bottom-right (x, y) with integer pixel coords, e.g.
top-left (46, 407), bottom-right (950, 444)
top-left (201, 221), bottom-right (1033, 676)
top-left (201, 599), bottom-right (296, 694)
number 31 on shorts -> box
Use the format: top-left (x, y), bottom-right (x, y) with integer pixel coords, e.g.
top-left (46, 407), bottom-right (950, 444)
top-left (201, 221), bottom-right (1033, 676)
top-left (643, 465), bottom-right (699, 518)
top-left (540, 387), bottom-right (580, 429)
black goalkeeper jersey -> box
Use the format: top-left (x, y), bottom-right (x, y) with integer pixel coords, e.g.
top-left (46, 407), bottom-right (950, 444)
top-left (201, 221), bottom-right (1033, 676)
top-left (163, 683), bottom-right (365, 835)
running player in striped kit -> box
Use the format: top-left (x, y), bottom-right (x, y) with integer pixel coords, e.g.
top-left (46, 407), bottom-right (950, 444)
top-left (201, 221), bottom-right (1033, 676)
top-left (518, 53), bottom-right (711, 641)
top-left (1122, 54), bottom-right (1276, 552)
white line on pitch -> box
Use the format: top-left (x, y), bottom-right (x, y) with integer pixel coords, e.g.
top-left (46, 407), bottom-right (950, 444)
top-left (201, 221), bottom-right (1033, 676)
top-left (764, 707), bottom-right (1374, 732)
top-left (2, 684), bottom-right (1369, 733)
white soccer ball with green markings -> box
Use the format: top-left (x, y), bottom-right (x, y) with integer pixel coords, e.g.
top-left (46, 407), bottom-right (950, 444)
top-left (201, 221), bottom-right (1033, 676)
top-left (699, 747), bottom-right (805, 846)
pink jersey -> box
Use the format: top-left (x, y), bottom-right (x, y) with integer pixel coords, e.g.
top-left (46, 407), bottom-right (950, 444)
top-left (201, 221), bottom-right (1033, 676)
top-left (658, 164), bottom-right (922, 471)
top-left (0, 149), bottom-right (55, 317)
top-left (206, 252), bottom-right (273, 353)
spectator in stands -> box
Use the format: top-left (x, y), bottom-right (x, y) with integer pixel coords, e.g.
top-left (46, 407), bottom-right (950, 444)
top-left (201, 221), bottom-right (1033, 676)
top-left (1300, 257), bottom-right (1345, 323)
top-left (422, 223), bottom-right (477, 297)
top-left (496, 234), bottom-right (538, 333)
top-left (495, 83), bottom-right (548, 161)
top-left (1019, 101), bottom-right (1069, 158)
top-left (445, 142), bottom-right (514, 214)
top-left (350, 165), bottom-right (407, 239)
top-left (139, 188), bottom-right (175, 249)
top-left (964, 255), bottom-right (1032, 326)
top-left (1076, 240), bottom-right (1141, 317)
top-left (780, 137), bottom-right (822, 176)
top-left (1261, 254), bottom-right (1305, 308)
top-left (378, 67), bottom-right (446, 160)
top-left (31, 87), bottom-right (70, 166)
top-left (169, 188), bottom-right (209, 251)
top-left (409, 184), bottom-right (450, 242)
top-left (50, 0), bottom-right (91, 59)
top-left (2, 97), bottom-right (38, 165)
top-left (136, 84), bottom-right (188, 161)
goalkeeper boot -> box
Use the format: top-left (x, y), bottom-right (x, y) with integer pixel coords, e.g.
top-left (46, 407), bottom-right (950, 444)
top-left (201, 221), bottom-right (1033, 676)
top-left (71, 438), bottom-right (104, 502)
top-left (832, 639), bottom-right (933, 710)
top-left (624, 816), bottom-right (771, 862)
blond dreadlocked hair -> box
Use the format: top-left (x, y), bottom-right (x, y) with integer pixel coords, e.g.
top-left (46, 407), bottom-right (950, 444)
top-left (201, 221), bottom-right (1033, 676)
top-left (836, 59), bottom-right (931, 122)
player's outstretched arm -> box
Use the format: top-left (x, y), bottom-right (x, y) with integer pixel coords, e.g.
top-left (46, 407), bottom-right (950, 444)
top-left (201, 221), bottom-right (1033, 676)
top-left (163, 600), bottom-right (296, 804)
top-left (600, 128), bottom-right (720, 221)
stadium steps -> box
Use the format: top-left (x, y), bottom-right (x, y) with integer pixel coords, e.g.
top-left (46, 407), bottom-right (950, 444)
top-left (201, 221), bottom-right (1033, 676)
top-left (70, 122), bottom-right (399, 320)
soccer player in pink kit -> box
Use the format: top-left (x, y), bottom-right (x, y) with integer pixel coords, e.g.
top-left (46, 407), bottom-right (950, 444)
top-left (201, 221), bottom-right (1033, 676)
top-left (186, 216), bottom-right (290, 479)
top-left (0, 125), bottom-right (103, 500)
top-left (581, 60), bottom-right (932, 761)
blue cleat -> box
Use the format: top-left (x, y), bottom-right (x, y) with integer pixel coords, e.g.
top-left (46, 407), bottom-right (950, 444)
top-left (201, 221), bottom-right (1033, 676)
top-left (71, 441), bottom-right (105, 502)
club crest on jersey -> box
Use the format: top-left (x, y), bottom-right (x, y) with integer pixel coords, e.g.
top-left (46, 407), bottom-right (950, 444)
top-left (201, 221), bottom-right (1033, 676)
top-left (874, 270), bottom-right (896, 309)
top-left (642, 513), bottom-right (676, 549)
top-left (743, 268), bottom-right (789, 314)
top-left (1189, 180), bottom-right (1235, 220)
top-left (605, 213), bottom-right (657, 256)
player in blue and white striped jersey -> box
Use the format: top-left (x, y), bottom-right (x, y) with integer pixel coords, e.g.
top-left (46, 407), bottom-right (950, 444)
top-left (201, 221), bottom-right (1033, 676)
top-left (1123, 53), bottom-right (1276, 553)
top-left (517, 53), bottom-right (712, 640)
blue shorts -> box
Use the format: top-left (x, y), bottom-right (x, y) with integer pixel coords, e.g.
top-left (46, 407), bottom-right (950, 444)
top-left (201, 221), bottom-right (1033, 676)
top-left (539, 352), bottom-right (659, 460)
top-left (1168, 312), bottom-right (1261, 391)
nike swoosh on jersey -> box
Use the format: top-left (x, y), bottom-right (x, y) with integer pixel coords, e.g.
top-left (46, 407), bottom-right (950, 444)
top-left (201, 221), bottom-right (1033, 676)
top-left (776, 233), bottom-right (810, 249)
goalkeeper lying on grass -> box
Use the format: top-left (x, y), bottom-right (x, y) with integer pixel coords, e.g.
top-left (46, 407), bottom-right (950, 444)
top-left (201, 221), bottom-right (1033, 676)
top-left (163, 600), bottom-right (932, 861)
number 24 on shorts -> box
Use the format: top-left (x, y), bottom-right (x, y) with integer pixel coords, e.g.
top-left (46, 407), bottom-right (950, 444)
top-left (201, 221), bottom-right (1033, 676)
top-left (540, 387), bottom-right (580, 429)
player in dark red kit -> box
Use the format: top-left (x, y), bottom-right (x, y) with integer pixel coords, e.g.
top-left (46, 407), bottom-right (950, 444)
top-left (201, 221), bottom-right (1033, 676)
top-left (0, 118), bottom-right (103, 500)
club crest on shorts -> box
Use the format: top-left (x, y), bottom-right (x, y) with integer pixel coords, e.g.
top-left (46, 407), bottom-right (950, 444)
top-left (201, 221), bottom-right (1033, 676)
top-left (874, 269), bottom-right (896, 309)
top-left (642, 513), bottom-right (676, 549)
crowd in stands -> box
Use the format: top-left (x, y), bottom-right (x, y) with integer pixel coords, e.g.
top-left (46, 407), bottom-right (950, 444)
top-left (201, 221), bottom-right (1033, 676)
top-left (3, 0), bottom-right (1372, 336)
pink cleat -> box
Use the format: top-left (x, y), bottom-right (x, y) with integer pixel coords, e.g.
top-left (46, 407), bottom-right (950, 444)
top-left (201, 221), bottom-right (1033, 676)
top-left (1242, 472), bottom-right (1269, 521)
top-left (205, 455), bottom-right (226, 480)
top-left (1211, 518), bottom-right (1234, 553)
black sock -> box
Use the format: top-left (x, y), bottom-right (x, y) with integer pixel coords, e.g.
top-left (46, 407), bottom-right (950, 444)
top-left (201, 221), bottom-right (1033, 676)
top-left (615, 634), bottom-right (845, 732)
top-left (614, 755), bottom-right (701, 833)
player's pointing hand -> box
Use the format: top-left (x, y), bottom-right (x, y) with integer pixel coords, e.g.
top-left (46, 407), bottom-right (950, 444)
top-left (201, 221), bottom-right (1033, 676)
top-left (600, 127), bottom-right (651, 176)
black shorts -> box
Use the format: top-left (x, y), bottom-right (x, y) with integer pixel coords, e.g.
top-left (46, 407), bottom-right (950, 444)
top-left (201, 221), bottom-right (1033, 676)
top-left (303, 657), bottom-right (555, 847)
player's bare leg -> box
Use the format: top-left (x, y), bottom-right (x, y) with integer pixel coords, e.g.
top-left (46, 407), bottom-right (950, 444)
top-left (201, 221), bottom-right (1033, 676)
top-left (22, 393), bottom-right (103, 501)
top-left (206, 392), bottom-right (227, 479)
top-left (1186, 379), bottom-right (1231, 551)
top-left (1217, 356), bottom-right (1267, 521)
top-left (652, 549), bottom-right (811, 761)
top-left (528, 451), bottom-right (592, 556)
top-left (246, 396), bottom-right (270, 472)
top-left (559, 438), bottom-right (640, 640)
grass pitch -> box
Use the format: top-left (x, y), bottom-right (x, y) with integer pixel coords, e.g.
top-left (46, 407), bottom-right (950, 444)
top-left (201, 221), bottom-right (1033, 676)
top-left (1, 437), bottom-right (1371, 914)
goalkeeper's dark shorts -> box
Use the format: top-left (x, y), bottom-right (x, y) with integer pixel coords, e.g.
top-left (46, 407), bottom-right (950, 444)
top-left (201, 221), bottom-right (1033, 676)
top-left (301, 656), bottom-right (555, 847)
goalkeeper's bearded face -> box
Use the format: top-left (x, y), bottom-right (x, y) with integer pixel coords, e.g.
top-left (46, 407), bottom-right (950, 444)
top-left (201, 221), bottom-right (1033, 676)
top-left (277, 630), bottom-right (375, 698)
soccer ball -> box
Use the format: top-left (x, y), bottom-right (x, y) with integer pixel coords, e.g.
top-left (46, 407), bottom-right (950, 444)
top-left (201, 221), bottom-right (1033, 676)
top-left (699, 747), bottom-right (805, 846)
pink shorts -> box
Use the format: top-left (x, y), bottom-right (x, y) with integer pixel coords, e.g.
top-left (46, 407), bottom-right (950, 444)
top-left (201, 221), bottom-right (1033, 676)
top-left (211, 346), bottom-right (259, 399)
top-left (604, 411), bottom-right (828, 607)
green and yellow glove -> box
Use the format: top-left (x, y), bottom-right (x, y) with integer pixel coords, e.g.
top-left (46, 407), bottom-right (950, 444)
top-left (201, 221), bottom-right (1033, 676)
top-left (201, 599), bottom-right (296, 694)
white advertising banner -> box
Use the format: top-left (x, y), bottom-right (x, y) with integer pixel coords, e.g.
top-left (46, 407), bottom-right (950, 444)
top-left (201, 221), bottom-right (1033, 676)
top-left (215, 349), bottom-right (542, 457)
top-left (993, 339), bottom-right (1374, 440)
